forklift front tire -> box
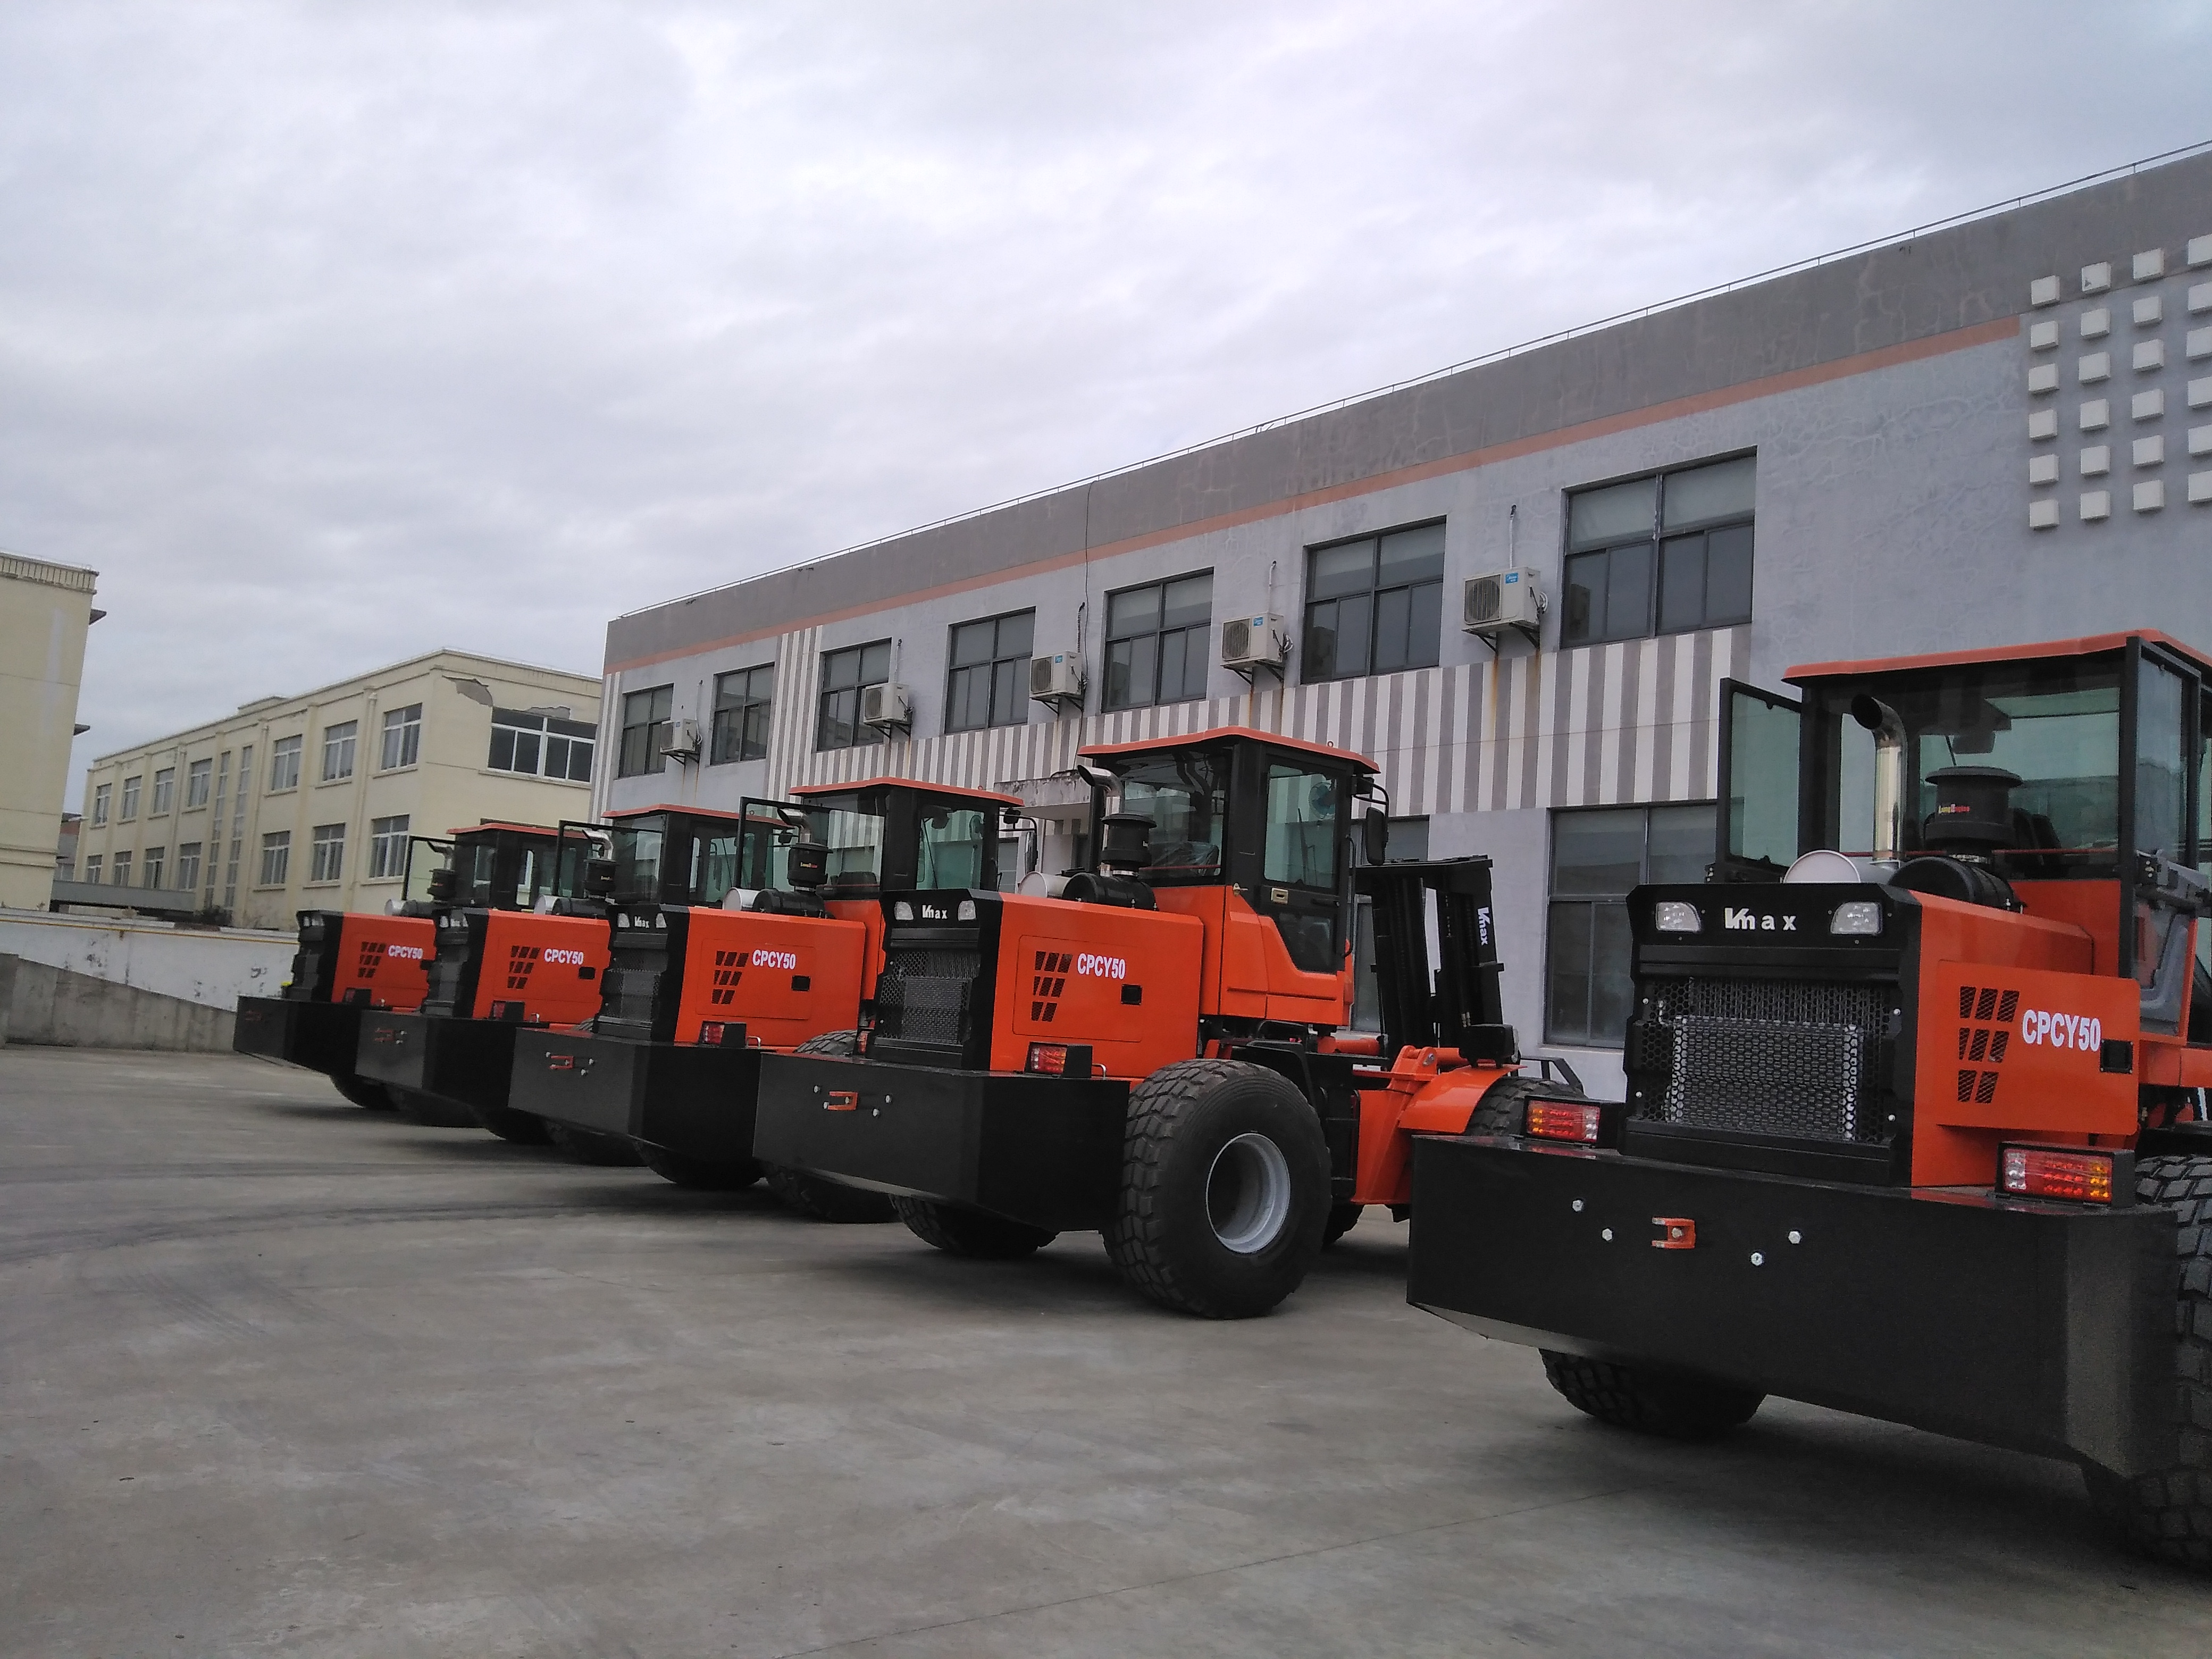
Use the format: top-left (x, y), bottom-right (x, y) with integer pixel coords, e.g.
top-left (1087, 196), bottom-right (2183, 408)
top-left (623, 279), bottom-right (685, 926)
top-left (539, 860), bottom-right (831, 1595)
top-left (544, 1122), bottom-right (647, 1166)
top-left (2083, 1154), bottom-right (2212, 1569)
top-left (389, 1087), bottom-right (485, 1129)
top-left (892, 1197), bottom-right (1058, 1258)
top-left (1321, 1202), bottom-right (1363, 1248)
top-left (473, 1103), bottom-right (554, 1146)
top-left (1539, 1350), bottom-right (1765, 1441)
top-left (1106, 1058), bottom-right (1330, 1319)
top-left (331, 1074), bottom-right (393, 1111)
top-left (642, 1149), bottom-right (763, 1191)
top-left (764, 1164), bottom-right (895, 1223)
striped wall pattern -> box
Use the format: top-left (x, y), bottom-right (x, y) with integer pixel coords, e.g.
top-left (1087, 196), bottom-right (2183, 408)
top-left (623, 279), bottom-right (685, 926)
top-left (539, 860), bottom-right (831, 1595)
top-left (753, 624), bottom-right (1749, 816)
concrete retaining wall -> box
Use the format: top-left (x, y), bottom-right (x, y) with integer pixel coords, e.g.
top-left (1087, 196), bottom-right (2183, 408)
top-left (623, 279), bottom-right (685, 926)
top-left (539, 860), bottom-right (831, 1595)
top-left (0, 910), bottom-right (296, 1053)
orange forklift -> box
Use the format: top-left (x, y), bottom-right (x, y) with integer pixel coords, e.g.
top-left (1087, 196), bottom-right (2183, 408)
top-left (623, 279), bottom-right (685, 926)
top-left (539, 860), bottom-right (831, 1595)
top-left (751, 727), bottom-right (1586, 1317)
top-left (1407, 631), bottom-right (2212, 1566)
top-left (505, 778), bottom-right (1023, 1212)
top-left (232, 822), bottom-right (562, 1111)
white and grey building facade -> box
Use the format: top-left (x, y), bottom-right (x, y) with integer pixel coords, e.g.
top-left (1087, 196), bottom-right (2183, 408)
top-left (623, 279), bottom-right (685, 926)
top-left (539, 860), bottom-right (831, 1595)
top-left (593, 148), bottom-right (2212, 1095)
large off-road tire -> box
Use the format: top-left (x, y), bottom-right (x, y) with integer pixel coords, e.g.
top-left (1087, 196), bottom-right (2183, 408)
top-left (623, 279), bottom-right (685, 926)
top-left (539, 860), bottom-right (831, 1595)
top-left (643, 1148), bottom-right (763, 1191)
top-left (543, 1122), bottom-right (647, 1166)
top-left (2083, 1154), bottom-right (2212, 1568)
top-left (763, 1163), bottom-right (895, 1222)
top-left (1539, 1350), bottom-right (1765, 1440)
top-left (331, 1073), bottom-right (393, 1110)
top-left (472, 1102), bottom-right (554, 1145)
top-left (891, 1196), bottom-right (1057, 1258)
top-left (761, 1028), bottom-right (895, 1221)
top-left (389, 1086), bottom-right (485, 1129)
top-left (1321, 1202), bottom-right (1363, 1248)
top-left (1104, 1058), bottom-right (1330, 1319)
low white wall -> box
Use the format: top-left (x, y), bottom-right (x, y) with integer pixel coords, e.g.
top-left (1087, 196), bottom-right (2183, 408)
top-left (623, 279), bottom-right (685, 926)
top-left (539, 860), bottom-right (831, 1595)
top-left (0, 910), bottom-right (294, 1010)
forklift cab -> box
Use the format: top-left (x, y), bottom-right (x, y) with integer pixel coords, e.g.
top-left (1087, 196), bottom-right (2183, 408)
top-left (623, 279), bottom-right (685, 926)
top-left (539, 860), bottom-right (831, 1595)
top-left (392, 822), bottom-right (562, 916)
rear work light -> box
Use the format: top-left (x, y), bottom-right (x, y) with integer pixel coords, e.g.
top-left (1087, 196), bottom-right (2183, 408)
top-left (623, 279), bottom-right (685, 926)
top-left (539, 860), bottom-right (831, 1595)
top-left (1652, 901), bottom-right (1700, 934)
top-left (1525, 1101), bottom-right (1603, 1143)
top-left (1999, 1144), bottom-right (2116, 1204)
top-left (1025, 1042), bottom-right (1094, 1077)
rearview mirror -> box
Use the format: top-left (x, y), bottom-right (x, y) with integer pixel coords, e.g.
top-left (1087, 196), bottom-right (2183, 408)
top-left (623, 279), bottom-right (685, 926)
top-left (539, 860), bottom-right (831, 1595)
top-left (1361, 810), bottom-right (1390, 866)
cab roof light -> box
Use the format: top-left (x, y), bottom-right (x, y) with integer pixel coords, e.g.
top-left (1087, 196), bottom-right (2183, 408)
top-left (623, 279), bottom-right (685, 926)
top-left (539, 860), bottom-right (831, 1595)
top-left (1653, 901), bottom-right (1700, 934)
top-left (1999, 1145), bottom-right (2117, 1205)
top-left (1526, 1102), bottom-right (1602, 1144)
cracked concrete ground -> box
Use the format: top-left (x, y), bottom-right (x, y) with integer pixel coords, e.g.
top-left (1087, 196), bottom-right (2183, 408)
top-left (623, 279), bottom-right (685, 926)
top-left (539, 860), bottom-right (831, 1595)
top-left (4, 1044), bottom-right (2210, 1657)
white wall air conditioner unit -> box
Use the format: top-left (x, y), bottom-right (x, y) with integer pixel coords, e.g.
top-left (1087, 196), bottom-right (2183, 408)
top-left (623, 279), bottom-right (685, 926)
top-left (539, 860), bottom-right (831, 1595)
top-left (1220, 614), bottom-right (1289, 675)
top-left (1462, 568), bottom-right (1544, 650)
top-left (860, 681), bottom-right (912, 731)
top-left (1029, 652), bottom-right (1085, 709)
top-left (659, 717), bottom-right (703, 763)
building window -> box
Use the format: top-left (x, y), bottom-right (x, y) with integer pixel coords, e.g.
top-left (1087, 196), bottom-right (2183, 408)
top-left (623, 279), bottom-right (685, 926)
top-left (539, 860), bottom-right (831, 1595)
top-left (321, 721), bottom-right (357, 782)
top-left (151, 768), bottom-right (175, 816)
top-left (111, 851), bottom-right (132, 886)
top-left (308, 824), bottom-right (346, 884)
top-left (175, 843), bottom-right (202, 893)
top-left (270, 736), bottom-right (303, 792)
top-left (1546, 803), bottom-right (1716, 1048)
top-left (143, 847), bottom-right (166, 887)
top-left (186, 758), bottom-right (211, 809)
top-left (946, 611), bottom-right (1034, 733)
top-left (1564, 455), bottom-right (1755, 647)
top-left (1105, 573), bottom-right (1212, 711)
top-left (816, 641), bottom-right (892, 752)
top-left (491, 709), bottom-right (596, 781)
top-left (258, 832), bottom-right (291, 887)
top-left (91, 783), bottom-right (111, 826)
top-left (120, 776), bottom-right (141, 820)
top-left (82, 854), bottom-right (102, 884)
top-left (617, 686), bottom-right (674, 777)
top-left (380, 703), bottom-right (422, 770)
top-left (368, 815), bottom-right (409, 880)
top-left (712, 666), bottom-right (775, 764)
top-left (1302, 523), bottom-right (1445, 683)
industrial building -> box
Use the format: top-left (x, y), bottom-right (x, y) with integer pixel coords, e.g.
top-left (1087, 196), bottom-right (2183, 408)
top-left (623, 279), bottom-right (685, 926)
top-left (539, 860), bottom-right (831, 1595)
top-left (73, 650), bottom-right (600, 931)
top-left (0, 550), bottom-right (98, 913)
top-left (592, 148), bottom-right (2212, 1095)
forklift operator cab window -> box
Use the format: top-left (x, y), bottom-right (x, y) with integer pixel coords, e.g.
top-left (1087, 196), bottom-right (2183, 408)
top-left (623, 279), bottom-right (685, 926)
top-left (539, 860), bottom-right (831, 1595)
top-left (401, 839), bottom-right (454, 907)
top-left (609, 825), bottom-right (664, 905)
top-left (917, 807), bottom-right (988, 889)
top-left (692, 832), bottom-right (742, 907)
top-left (810, 806), bottom-right (885, 894)
top-left (1819, 659), bottom-right (2121, 876)
top-left (1263, 765), bottom-right (1343, 892)
top-left (1116, 757), bottom-right (1226, 883)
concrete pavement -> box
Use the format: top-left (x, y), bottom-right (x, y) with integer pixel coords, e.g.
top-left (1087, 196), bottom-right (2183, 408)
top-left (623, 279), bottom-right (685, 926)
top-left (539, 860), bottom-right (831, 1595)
top-left (3, 1045), bottom-right (2208, 1656)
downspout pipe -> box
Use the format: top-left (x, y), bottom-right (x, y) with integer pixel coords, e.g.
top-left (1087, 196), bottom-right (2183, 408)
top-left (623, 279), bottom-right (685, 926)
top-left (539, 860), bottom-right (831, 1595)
top-left (1850, 696), bottom-right (1907, 866)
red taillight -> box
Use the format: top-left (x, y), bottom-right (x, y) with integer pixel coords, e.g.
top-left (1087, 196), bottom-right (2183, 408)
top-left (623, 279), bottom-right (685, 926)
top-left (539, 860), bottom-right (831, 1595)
top-left (1025, 1042), bottom-right (1093, 1077)
top-left (2000, 1145), bottom-right (2115, 1204)
top-left (1525, 1102), bottom-right (1602, 1143)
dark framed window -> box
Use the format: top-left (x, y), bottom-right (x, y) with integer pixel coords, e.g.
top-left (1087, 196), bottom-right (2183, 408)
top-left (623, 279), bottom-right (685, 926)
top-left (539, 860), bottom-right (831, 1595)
top-left (1545, 802), bottom-right (1715, 1048)
top-left (1104, 573), bottom-right (1212, 711)
top-left (946, 611), bottom-right (1034, 733)
top-left (617, 685), bottom-right (673, 777)
top-left (817, 641), bottom-right (892, 752)
top-left (713, 665), bottom-right (775, 764)
top-left (1563, 456), bottom-right (1754, 647)
top-left (493, 709), bottom-right (595, 780)
top-left (1302, 522), bottom-right (1445, 683)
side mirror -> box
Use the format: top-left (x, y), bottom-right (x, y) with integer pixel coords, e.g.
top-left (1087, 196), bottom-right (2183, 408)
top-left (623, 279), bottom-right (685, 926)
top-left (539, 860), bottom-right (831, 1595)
top-left (1361, 810), bottom-right (1390, 866)
top-left (583, 858), bottom-right (616, 896)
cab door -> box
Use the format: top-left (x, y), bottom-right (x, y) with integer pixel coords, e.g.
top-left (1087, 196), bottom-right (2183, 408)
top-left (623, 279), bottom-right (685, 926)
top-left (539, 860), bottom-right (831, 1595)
top-left (1715, 677), bottom-right (1802, 882)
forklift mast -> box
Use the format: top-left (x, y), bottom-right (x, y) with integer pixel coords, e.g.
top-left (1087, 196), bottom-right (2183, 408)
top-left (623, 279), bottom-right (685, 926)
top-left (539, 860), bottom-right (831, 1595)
top-left (1357, 857), bottom-right (1514, 1063)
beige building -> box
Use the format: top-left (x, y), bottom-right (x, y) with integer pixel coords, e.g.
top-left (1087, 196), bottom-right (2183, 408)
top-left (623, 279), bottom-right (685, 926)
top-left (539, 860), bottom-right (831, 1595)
top-left (0, 550), bottom-right (99, 912)
top-left (74, 650), bottom-right (601, 929)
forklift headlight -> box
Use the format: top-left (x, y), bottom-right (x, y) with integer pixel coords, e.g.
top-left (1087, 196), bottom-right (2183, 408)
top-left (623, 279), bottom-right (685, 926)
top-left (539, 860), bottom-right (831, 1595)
top-left (1652, 901), bottom-right (1700, 934)
top-left (1830, 900), bottom-right (1883, 936)
top-left (893, 901), bottom-right (915, 921)
top-left (957, 899), bottom-right (978, 921)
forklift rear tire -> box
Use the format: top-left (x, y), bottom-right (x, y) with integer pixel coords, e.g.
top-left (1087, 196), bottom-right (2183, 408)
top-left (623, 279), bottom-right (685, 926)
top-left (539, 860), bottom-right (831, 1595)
top-left (2083, 1154), bottom-right (2212, 1568)
top-left (331, 1073), bottom-right (393, 1110)
top-left (763, 1163), bottom-right (895, 1222)
top-left (891, 1197), bottom-right (1057, 1258)
top-left (389, 1087), bottom-right (486, 1129)
top-left (643, 1149), bottom-right (763, 1191)
top-left (1321, 1202), bottom-right (1363, 1248)
top-left (1469, 1073), bottom-right (1595, 1139)
top-left (473, 1103), bottom-right (554, 1145)
top-left (1105, 1058), bottom-right (1330, 1319)
top-left (544, 1122), bottom-right (647, 1166)
top-left (1538, 1350), bottom-right (1764, 1440)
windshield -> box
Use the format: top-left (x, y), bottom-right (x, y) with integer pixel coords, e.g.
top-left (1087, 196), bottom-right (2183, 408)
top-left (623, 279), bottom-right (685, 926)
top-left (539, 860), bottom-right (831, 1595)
top-left (1817, 657), bottom-right (2121, 875)
top-left (401, 838), bottom-right (453, 907)
top-left (811, 805), bottom-right (885, 894)
top-left (916, 806), bottom-right (988, 889)
top-left (609, 824), bottom-right (665, 904)
top-left (1116, 755), bottom-right (1226, 884)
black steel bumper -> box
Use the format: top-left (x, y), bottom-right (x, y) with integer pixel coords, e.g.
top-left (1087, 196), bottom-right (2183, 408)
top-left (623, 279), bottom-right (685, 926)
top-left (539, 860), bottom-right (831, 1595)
top-left (1406, 1135), bottom-right (2176, 1479)
top-left (507, 1029), bottom-right (758, 1162)
top-left (752, 1053), bottom-right (1130, 1233)
top-left (231, 996), bottom-right (363, 1076)
top-left (354, 1012), bottom-right (524, 1117)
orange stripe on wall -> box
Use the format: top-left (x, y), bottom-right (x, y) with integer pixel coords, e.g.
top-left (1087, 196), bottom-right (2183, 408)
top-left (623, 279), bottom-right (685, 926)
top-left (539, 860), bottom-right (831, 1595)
top-left (606, 315), bottom-right (2020, 675)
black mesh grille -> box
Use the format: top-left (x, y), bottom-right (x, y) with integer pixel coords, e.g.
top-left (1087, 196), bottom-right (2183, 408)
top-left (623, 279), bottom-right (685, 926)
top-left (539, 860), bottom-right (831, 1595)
top-left (1633, 977), bottom-right (1894, 1144)
top-left (876, 944), bottom-right (978, 1050)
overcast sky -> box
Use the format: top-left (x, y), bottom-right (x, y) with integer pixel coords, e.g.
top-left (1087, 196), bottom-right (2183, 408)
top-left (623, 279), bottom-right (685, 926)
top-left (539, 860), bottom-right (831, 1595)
top-left (6, 1), bottom-right (2210, 809)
